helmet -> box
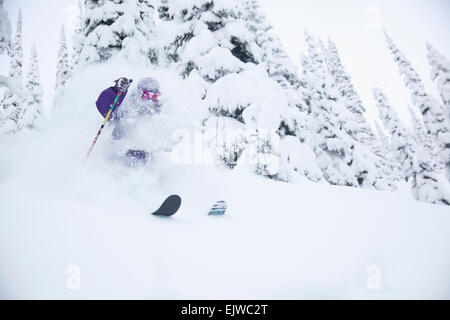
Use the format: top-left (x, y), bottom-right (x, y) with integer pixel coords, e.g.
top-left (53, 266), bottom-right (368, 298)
top-left (137, 77), bottom-right (160, 96)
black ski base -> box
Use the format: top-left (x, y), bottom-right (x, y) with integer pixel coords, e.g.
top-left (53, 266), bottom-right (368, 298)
top-left (151, 194), bottom-right (182, 217)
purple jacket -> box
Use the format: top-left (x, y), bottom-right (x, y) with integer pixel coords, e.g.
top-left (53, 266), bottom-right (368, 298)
top-left (95, 87), bottom-right (127, 120)
top-left (95, 83), bottom-right (161, 141)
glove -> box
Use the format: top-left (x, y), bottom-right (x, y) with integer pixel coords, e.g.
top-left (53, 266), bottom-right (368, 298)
top-left (114, 77), bottom-right (133, 93)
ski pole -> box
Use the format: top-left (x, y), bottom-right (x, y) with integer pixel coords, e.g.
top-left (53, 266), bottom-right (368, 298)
top-left (85, 92), bottom-right (122, 159)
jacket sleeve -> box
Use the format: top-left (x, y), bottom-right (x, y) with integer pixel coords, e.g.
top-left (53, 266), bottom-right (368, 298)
top-left (95, 87), bottom-right (127, 118)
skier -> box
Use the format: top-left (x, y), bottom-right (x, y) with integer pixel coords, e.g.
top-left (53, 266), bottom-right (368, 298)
top-left (95, 77), bottom-right (162, 166)
top-left (93, 77), bottom-right (222, 217)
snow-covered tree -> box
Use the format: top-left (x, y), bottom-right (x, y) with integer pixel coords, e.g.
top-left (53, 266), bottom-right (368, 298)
top-left (240, 0), bottom-right (309, 149)
top-left (1, 9), bottom-right (24, 133)
top-left (252, 130), bottom-right (280, 179)
top-left (374, 121), bottom-right (387, 145)
top-left (71, 0), bottom-right (84, 74)
top-left (373, 121), bottom-right (401, 181)
top-left (158, 2), bottom-right (382, 186)
top-left (426, 43), bottom-right (450, 117)
top-left (203, 66), bottom-right (299, 178)
top-left (374, 88), bottom-right (450, 205)
top-left (19, 44), bottom-right (43, 129)
top-left (408, 104), bottom-right (427, 146)
top-left (242, 0), bottom-right (308, 138)
top-left (137, 0), bottom-right (156, 36)
top-left (241, 1), bottom-right (318, 182)
top-left (301, 31), bottom-right (357, 186)
top-left (0, 0), bottom-right (11, 55)
top-left (374, 88), bottom-right (417, 179)
top-left (326, 39), bottom-right (374, 144)
top-left (384, 32), bottom-right (450, 178)
top-left (7, 9), bottom-right (23, 85)
top-left (56, 26), bottom-right (71, 92)
top-left (325, 38), bottom-right (397, 189)
top-left (327, 40), bottom-right (364, 113)
top-left (243, 0), bottom-right (299, 90)
top-left (156, 1), bottom-right (286, 179)
top-left (157, 0), bottom-right (303, 113)
top-left (82, 0), bottom-right (156, 63)
top-left (407, 103), bottom-right (439, 168)
top-left (0, 0), bottom-right (12, 119)
top-left (300, 31), bottom-right (394, 189)
top-left (157, 0), bottom-right (255, 80)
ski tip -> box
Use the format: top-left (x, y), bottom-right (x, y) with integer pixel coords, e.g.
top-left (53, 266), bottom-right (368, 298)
top-left (208, 200), bottom-right (227, 216)
top-left (151, 194), bottom-right (182, 217)
top-left (167, 194), bottom-right (181, 202)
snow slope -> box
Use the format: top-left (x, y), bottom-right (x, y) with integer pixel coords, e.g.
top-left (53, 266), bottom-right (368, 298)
top-left (0, 60), bottom-right (449, 299)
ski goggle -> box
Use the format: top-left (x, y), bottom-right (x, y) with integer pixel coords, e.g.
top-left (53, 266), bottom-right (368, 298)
top-left (142, 89), bottom-right (160, 102)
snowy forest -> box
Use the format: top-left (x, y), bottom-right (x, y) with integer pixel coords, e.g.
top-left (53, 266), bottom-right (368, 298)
top-left (0, 0), bottom-right (450, 300)
top-left (1, 0), bottom-right (449, 205)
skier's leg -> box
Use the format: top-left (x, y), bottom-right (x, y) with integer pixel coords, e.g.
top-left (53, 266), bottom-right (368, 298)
top-left (124, 149), bottom-right (150, 167)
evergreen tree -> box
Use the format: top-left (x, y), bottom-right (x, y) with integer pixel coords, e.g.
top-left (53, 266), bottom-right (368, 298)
top-left (374, 121), bottom-right (387, 144)
top-left (374, 89), bottom-right (413, 178)
top-left (55, 25), bottom-right (71, 92)
top-left (242, 0), bottom-right (309, 157)
top-left (243, 0), bottom-right (299, 90)
top-left (19, 44), bottom-right (43, 129)
top-left (71, 0), bottom-right (84, 74)
top-left (301, 31), bottom-right (396, 189)
top-left (409, 103), bottom-right (444, 175)
top-left (374, 88), bottom-right (450, 205)
top-left (7, 9), bottom-right (22, 85)
top-left (0, 0), bottom-right (11, 55)
top-left (301, 31), bottom-right (357, 186)
top-left (0, 0), bottom-right (12, 121)
top-left (137, 0), bottom-right (156, 38)
top-left (158, 0), bottom-right (284, 179)
top-left (426, 42), bottom-right (450, 117)
top-left (325, 38), bottom-right (396, 189)
top-left (137, 0), bottom-right (157, 64)
top-left (157, 0), bottom-right (254, 80)
top-left (206, 117), bottom-right (247, 169)
top-left (82, 0), bottom-right (155, 63)
top-left (1, 9), bottom-right (24, 133)
top-left (384, 32), bottom-right (450, 178)
top-left (157, 0), bottom-right (319, 183)
top-left (407, 103), bottom-right (439, 165)
top-left (327, 40), bottom-right (364, 113)
top-left (253, 129), bottom-right (280, 179)
top-left (374, 121), bottom-right (401, 181)
top-left (408, 104), bottom-right (427, 146)
top-left (326, 39), bottom-right (374, 143)
top-left (0, 1), bottom-right (23, 99)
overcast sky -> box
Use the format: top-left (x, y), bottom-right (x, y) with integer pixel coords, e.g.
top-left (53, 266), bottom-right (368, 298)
top-left (259, 0), bottom-right (450, 123)
top-left (1, 0), bottom-right (449, 123)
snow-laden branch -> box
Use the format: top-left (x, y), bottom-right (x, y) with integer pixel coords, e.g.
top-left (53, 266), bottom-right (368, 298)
top-left (0, 74), bottom-right (26, 98)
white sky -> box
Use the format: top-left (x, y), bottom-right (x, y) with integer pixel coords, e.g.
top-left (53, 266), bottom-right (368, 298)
top-left (1, 0), bottom-right (449, 123)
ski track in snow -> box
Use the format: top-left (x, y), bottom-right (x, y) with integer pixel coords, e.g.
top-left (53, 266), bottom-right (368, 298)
top-left (0, 61), bottom-right (449, 299)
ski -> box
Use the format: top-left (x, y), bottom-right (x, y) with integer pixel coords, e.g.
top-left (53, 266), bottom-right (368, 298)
top-left (151, 194), bottom-right (182, 216)
top-left (208, 200), bottom-right (227, 216)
